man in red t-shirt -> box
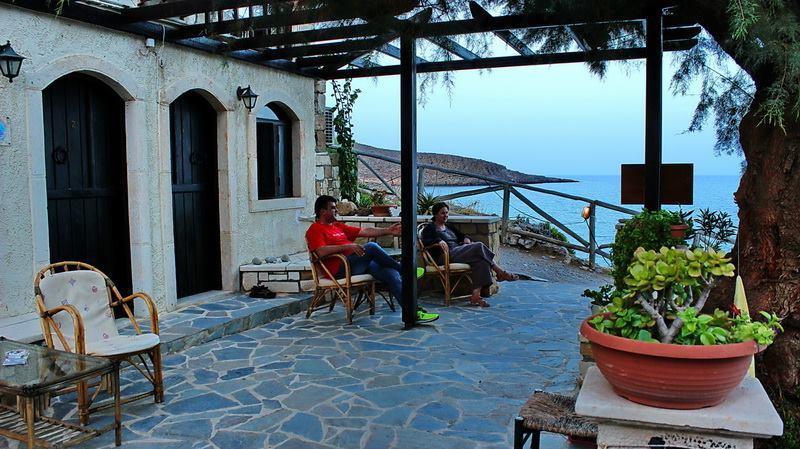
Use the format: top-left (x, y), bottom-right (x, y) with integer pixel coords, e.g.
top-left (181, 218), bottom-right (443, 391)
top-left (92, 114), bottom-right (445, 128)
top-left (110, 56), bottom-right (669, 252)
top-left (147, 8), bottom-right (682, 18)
top-left (306, 195), bottom-right (439, 323)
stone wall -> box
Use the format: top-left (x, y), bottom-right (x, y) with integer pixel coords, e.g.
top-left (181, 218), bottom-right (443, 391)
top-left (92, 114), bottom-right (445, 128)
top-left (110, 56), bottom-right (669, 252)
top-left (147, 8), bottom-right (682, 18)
top-left (315, 152), bottom-right (341, 198)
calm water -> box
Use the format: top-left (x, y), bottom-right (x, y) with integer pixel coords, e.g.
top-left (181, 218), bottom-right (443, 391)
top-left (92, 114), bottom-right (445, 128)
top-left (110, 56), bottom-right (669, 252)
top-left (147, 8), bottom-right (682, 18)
top-left (426, 175), bottom-right (740, 264)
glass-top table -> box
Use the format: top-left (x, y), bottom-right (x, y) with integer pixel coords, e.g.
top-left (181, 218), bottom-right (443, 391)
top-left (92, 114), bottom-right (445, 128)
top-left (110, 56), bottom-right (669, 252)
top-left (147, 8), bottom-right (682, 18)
top-left (0, 337), bottom-right (120, 448)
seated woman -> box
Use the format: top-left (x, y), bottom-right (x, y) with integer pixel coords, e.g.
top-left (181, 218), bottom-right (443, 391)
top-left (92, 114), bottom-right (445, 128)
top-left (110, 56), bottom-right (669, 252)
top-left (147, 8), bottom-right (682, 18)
top-left (421, 202), bottom-right (519, 307)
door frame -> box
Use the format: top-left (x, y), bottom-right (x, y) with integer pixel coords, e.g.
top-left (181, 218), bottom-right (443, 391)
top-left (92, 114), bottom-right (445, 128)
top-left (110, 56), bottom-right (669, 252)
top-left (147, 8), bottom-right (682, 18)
top-left (26, 56), bottom-right (153, 309)
top-left (161, 77), bottom-right (235, 307)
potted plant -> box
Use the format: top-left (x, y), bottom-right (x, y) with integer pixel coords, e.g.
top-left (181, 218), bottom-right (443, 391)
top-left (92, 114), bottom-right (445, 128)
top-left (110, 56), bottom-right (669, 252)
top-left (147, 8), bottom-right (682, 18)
top-left (610, 210), bottom-right (687, 289)
top-left (669, 209), bottom-right (694, 239)
top-left (370, 190), bottom-right (395, 217)
top-left (581, 246), bottom-right (782, 409)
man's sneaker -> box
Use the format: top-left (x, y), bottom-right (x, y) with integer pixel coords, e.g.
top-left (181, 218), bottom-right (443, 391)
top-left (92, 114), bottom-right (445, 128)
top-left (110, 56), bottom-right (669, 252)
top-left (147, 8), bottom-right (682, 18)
top-left (416, 267), bottom-right (425, 279)
top-left (416, 307), bottom-right (439, 323)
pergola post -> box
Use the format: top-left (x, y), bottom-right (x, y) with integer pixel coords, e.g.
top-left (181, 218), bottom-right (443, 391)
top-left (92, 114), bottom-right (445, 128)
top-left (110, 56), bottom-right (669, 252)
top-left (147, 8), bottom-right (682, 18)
top-left (400, 33), bottom-right (419, 329)
top-left (644, 5), bottom-right (663, 211)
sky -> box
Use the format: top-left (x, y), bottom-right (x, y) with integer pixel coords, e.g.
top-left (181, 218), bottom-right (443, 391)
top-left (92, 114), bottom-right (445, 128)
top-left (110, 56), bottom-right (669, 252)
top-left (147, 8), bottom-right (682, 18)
top-left (327, 51), bottom-right (745, 177)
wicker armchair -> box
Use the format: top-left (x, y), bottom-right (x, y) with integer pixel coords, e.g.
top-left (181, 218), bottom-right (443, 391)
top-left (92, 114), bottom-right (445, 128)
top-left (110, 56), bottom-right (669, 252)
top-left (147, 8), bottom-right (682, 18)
top-left (306, 247), bottom-right (376, 325)
top-left (34, 262), bottom-right (164, 425)
top-left (417, 224), bottom-right (472, 306)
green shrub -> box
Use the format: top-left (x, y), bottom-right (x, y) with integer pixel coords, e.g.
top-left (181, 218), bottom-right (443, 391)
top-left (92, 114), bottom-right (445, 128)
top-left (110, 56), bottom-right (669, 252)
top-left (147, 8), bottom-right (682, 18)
top-left (610, 210), bottom-right (685, 289)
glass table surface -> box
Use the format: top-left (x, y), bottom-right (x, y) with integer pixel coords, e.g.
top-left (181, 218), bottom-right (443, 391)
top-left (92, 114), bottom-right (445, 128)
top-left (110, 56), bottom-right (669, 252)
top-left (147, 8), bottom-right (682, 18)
top-left (0, 338), bottom-right (111, 396)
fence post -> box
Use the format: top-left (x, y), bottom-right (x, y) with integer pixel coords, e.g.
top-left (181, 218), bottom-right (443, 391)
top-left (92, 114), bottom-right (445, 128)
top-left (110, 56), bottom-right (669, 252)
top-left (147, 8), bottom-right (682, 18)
top-left (417, 167), bottom-right (425, 196)
top-left (501, 185), bottom-right (510, 243)
top-left (589, 202), bottom-right (597, 269)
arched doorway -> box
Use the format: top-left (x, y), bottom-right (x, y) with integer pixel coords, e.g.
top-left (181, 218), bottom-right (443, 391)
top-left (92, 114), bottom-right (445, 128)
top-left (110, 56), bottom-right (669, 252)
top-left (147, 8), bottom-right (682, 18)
top-left (42, 73), bottom-right (132, 294)
top-left (170, 91), bottom-right (222, 298)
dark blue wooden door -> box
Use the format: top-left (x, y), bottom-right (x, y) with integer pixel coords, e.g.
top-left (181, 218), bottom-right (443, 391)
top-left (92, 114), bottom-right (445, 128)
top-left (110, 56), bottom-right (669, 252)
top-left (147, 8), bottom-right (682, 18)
top-left (170, 92), bottom-right (221, 298)
top-left (43, 73), bottom-right (132, 296)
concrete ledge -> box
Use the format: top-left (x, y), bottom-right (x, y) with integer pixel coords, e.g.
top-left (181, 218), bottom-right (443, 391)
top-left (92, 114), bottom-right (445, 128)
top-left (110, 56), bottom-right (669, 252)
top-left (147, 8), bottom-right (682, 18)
top-left (576, 367), bottom-right (783, 438)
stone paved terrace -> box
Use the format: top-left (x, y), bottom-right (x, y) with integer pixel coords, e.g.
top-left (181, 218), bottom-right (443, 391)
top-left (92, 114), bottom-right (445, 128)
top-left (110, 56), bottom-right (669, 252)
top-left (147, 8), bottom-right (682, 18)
top-left (3, 279), bottom-right (603, 449)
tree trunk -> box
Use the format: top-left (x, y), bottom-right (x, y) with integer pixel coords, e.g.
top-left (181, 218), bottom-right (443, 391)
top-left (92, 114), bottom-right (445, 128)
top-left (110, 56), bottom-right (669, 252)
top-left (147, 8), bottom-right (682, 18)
top-left (724, 93), bottom-right (800, 399)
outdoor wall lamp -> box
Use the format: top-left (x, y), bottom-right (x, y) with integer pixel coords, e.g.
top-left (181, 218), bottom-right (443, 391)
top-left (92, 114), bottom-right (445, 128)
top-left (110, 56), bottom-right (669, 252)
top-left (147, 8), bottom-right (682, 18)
top-left (237, 85), bottom-right (258, 111)
top-left (581, 205), bottom-right (592, 220)
top-left (0, 41), bottom-right (25, 83)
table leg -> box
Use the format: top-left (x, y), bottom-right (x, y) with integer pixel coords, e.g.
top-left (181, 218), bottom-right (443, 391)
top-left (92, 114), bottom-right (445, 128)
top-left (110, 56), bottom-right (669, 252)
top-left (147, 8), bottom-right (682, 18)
top-left (24, 396), bottom-right (35, 449)
top-left (113, 364), bottom-right (121, 446)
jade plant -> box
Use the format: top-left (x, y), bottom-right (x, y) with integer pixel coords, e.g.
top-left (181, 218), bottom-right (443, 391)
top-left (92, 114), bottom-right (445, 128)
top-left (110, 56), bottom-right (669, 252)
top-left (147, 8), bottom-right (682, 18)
top-left (590, 247), bottom-right (782, 345)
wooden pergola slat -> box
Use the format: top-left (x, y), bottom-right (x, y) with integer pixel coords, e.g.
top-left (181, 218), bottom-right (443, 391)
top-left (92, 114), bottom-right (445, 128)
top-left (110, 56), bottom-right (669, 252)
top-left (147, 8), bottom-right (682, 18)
top-left (256, 37), bottom-right (384, 61)
top-left (167, 0), bottom-right (418, 40)
top-left (121, 0), bottom-right (277, 23)
top-left (468, 2), bottom-right (534, 56)
top-left (379, 43), bottom-right (428, 63)
top-left (426, 36), bottom-right (479, 60)
top-left (227, 23), bottom-right (383, 51)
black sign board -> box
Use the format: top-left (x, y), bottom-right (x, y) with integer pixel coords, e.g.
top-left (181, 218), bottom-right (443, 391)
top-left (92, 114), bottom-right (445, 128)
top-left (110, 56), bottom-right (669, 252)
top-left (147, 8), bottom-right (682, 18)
top-left (621, 163), bottom-right (694, 205)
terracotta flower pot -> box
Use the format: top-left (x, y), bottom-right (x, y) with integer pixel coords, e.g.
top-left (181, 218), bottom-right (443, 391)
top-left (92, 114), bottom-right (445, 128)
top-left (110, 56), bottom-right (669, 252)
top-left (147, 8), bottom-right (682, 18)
top-left (580, 317), bottom-right (761, 409)
top-left (371, 205), bottom-right (394, 217)
top-left (670, 223), bottom-right (690, 239)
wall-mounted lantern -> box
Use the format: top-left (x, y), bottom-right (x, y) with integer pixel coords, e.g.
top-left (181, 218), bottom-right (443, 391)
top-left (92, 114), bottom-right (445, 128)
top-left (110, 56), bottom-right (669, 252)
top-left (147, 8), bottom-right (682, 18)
top-left (237, 85), bottom-right (258, 111)
top-left (0, 41), bottom-right (25, 83)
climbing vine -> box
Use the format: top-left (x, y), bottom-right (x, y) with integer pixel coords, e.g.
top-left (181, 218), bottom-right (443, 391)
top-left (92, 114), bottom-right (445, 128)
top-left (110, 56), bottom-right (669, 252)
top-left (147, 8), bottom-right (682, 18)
top-left (331, 79), bottom-right (360, 202)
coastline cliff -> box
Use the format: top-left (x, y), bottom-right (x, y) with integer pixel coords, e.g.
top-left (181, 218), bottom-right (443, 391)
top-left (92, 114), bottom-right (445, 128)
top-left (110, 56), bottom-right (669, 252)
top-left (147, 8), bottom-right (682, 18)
top-left (354, 143), bottom-right (575, 186)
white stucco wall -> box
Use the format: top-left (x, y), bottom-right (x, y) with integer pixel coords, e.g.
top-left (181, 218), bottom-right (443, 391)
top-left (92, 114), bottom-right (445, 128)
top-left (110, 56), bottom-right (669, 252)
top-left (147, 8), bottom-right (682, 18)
top-left (0, 4), bottom-right (316, 317)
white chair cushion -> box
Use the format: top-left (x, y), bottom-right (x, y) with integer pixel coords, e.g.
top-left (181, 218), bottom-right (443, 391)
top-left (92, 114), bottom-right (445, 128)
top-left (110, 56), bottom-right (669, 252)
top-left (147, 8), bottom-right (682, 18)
top-left (87, 333), bottom-right (160, 356)
top-left (426, 263), bottom-right (471, 272)
top-left (39, 270), bottom-right (119, 352)
top-left (318, 274), bottom-right (374, 287)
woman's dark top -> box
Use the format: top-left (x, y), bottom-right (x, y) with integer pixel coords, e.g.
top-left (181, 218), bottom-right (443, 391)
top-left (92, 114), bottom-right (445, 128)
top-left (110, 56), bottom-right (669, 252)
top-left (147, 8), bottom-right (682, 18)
top-left (421, 222), bottom-right (468, 261)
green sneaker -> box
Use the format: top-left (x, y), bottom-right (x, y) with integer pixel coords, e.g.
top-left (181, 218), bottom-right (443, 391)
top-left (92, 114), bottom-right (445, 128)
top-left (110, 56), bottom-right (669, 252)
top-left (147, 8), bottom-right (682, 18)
top-left (416, 307), bottom-right (439, 324)
top-left (416, 267), bottom-right (425, 279)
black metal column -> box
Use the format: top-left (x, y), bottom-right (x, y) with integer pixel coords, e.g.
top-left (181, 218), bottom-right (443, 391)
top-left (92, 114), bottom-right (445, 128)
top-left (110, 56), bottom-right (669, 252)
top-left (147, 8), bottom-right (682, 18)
top-left (400, 33), bottom-right (419, 329)
top-left (644, 5), bottom-right (663, 211)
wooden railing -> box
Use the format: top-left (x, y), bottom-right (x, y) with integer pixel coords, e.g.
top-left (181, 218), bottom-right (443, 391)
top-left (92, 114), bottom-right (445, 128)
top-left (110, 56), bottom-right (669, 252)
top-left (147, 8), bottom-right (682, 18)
top-left (355, 149), bottom-right (639, 269)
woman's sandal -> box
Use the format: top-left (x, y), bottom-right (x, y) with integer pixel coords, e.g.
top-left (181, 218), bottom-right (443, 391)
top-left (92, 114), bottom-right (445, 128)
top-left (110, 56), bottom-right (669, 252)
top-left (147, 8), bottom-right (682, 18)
top-left (496, 270), bottom-right (520, 282)
top-left (468, 297), bottom-right (490, 307)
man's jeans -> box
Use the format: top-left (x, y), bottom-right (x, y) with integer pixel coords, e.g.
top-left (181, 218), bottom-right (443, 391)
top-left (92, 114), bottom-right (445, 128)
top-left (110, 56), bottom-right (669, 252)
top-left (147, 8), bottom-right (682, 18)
top-left (336, 242), bottom-right (403, 308)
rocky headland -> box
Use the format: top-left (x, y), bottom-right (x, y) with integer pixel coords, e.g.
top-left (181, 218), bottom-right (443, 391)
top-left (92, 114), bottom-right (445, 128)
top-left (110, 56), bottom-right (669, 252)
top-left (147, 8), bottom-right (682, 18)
top-left (355, 143), bottom-right (574, 187)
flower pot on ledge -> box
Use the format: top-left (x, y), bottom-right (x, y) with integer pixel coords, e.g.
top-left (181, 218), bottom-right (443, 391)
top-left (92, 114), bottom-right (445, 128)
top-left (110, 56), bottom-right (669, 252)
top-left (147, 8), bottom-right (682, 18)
top-left (371, 205), bottom-right (394, 217)
top-left (580, 317), bottom-right (762, 410)
top-left (670, 223), bottom-right (690, 239)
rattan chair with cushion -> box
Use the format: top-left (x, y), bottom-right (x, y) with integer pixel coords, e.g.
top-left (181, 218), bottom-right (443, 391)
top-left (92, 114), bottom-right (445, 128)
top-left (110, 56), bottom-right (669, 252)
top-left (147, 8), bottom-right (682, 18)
top-left (34, 261), bottom-right (164, 425)
top-left (417, 224), bottom-right (472, 306)
top-left (307, 245), bottom-right (376, 325)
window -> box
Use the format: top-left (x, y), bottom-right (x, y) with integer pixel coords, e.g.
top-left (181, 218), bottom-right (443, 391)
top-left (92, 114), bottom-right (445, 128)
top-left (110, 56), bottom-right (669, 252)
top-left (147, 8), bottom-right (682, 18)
top-left (256, 103), bottom-right (293, 199)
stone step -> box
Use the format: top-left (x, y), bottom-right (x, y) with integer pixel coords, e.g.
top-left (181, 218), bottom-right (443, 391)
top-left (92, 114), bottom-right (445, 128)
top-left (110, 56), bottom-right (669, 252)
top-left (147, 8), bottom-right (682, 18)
top-left (123, 292), bottom-right (311, 355)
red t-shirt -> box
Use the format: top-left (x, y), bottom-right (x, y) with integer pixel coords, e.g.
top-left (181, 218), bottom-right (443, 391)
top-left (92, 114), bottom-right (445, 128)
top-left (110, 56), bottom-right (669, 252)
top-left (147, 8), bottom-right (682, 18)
top-left (306, 221), bottom-right (362, 278)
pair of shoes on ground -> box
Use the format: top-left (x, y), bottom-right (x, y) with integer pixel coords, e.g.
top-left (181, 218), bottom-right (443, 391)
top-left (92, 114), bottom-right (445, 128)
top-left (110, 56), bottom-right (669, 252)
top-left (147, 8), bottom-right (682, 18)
top-left (416, 306), bottom-right (439, 323)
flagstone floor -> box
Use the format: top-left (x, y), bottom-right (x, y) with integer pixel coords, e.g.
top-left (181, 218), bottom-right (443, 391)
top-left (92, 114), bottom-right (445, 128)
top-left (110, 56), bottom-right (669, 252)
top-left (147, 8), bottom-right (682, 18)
top-left (2, 279), bottom-right (604, 449)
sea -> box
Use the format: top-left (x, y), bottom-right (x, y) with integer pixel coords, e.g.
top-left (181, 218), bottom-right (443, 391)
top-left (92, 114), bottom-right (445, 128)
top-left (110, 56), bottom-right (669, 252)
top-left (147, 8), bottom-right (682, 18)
top-left (424, 175), bottom-right (740, 265)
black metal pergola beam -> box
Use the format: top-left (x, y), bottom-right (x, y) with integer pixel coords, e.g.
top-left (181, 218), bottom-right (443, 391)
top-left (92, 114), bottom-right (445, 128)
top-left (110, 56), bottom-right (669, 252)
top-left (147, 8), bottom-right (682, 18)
top-left (644, 5), bottom-right (664, 211)
top-left (311, 39), bottom-right (696, 78)
top-left (167, 0), bottom-right (418, 40)
top-left (399, 33), bottom-right (419, 329)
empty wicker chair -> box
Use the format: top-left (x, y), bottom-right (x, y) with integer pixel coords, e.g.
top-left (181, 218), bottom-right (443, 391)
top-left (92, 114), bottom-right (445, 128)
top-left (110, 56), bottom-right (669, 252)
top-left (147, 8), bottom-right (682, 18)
top-left (34, 262), bottom-right (164, 425)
